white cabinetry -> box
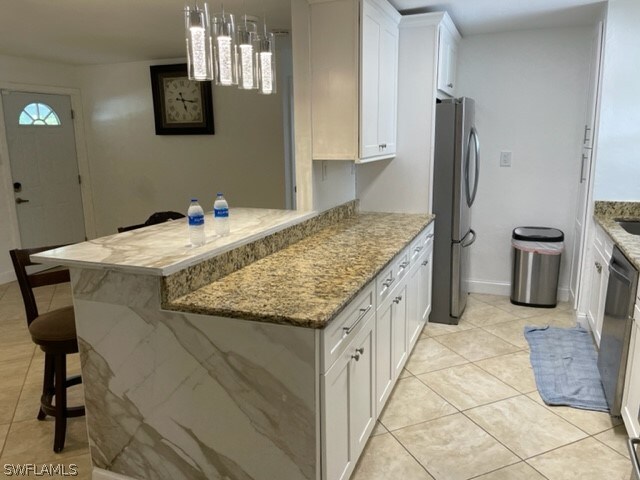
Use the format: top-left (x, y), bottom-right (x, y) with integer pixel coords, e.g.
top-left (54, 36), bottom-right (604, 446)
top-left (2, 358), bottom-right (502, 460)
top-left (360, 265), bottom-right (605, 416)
top-left (436, 15), bottom-right (460, 98)
top-left (586, 223), bottom-right (614, 346)
top-left (309, 0), bottom-right (400, 163)
top-left (622, 303), bottom-right (640, 438)
top-left (321, 221), bottom-right (434, 480)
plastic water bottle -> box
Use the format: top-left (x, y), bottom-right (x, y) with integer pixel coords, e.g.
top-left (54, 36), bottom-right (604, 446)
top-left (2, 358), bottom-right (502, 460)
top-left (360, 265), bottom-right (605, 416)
top-left (187, 199), bottom-right (205, 246)
top-left (213, 193), bottom-right (230, 236)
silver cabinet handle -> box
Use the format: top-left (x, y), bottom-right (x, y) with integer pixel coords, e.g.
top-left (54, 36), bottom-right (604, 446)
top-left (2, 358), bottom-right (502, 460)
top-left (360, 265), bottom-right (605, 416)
top-left (355, 347), bottom-right (364, 354)
top-left (595, 262), bottom-right (602, 274)
top-left (422, 260), bottom-right (429, 266)
top-left (351, 347), bottom-right (364, 361)
top-left (414, 246), bottom-right (423, 254)
top-left (628, 438), bottom-right (640, 480)
top-left (580, 153), bottom-right (588, 183)
top-left (399, 261), bottom-right (410, 270)
top-left (447, 83), bottom-right (453, 88)
top-left (382, 277), bottom-right (395, 289)
top-left (393, 295), bottom-right (403, 304)
top-left (15, 197), bottom-right (30, 204)
top-left (342, 304), bottom-right (372, 335)
top-left (583, 124), bottom-right (591, 144)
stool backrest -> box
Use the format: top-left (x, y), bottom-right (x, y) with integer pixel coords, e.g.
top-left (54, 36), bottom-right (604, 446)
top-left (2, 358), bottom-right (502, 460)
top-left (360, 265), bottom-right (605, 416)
top-left (9, 246), bottom-right (71, 325)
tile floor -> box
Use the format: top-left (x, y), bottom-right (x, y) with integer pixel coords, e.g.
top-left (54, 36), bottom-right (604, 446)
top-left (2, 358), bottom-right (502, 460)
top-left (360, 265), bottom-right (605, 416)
top-left (0, 282), bottom-right (633, 480)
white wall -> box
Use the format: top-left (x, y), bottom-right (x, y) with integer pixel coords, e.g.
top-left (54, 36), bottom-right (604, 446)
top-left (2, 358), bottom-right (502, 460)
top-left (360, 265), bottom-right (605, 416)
top-left (0, 54), bottom-right (79, 283)
top-left (77, 52), bottom-right (289, 236)
top-left (313, 161), bottom-right (356, 211)
top-left (593, 0), bottom-right (640, 200)
top-left (457, 26), bottom-right (591, 297)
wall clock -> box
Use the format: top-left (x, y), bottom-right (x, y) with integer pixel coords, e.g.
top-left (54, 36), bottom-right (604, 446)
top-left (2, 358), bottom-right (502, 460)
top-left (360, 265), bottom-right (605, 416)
top-left (149, 63), bottom-right (214, 135)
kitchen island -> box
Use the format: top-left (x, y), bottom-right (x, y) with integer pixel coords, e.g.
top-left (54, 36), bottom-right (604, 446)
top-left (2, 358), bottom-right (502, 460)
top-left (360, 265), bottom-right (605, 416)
top-left (34, 202), bottom-right (434, 480)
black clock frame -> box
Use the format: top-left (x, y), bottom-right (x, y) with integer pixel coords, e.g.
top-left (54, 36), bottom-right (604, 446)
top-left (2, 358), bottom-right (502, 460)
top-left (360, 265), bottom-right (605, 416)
top-left (149, 63), bottom-right (215, 135)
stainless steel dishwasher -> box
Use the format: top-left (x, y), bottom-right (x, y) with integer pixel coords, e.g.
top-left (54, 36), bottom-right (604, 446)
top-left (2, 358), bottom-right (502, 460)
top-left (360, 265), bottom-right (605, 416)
top-left (597, 246), bottom-right (639, 416)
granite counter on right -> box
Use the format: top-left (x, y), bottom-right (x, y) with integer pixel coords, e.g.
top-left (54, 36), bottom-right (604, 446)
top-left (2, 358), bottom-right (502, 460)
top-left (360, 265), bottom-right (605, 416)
top-left (594, 201), bottom-right (640, 270)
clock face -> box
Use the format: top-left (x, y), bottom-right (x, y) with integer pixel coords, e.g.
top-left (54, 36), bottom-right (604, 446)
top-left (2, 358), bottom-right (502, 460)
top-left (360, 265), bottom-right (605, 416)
top-left (163, 77), bottom-right (204, 124)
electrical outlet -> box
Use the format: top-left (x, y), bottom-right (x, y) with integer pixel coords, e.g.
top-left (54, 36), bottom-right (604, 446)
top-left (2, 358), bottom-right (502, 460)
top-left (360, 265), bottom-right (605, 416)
top-left (500, 151), bottom-right (512, 167)
top-left (321, 161), bottom-right (328, 181)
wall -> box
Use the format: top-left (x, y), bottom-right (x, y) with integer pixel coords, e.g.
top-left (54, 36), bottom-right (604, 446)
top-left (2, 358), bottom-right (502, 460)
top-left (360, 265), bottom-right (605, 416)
top-left (0, 54), bottom-right (79, 283)
top-left (593, 0), bottom-right (640, 200)
top-left (456, 26), bottom-right (591, 297)
top-left (313, 161), bottom-right (356, 212)
top-left (77, 50), bottom-right (290, 237)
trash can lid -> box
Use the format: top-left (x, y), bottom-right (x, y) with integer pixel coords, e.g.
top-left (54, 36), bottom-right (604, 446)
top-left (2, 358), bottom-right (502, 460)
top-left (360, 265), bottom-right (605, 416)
top-left (512, 227), bottom-right (564, 242)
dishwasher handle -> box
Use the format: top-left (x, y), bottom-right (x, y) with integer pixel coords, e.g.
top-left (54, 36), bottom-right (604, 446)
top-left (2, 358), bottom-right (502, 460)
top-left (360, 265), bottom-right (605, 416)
top-left (609, 260), bottom-right (635, 287)
top-left (628, 437), bottom-right (640, 479)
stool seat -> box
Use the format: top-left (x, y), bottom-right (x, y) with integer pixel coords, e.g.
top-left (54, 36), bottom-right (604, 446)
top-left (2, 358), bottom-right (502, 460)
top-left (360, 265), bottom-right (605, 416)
top-left (29, 306), bottom-right (78, 350)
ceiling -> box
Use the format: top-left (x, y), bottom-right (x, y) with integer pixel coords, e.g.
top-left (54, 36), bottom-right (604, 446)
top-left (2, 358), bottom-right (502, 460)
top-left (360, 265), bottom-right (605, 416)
top-left (0, 0), bottom-right (605, 66)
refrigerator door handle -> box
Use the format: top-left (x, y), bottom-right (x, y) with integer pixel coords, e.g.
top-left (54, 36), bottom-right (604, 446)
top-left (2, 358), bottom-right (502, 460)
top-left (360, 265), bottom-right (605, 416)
top-left (461, 229), bottom-right (476, 248)
top-left (465, 126), bottom-right (480, 207)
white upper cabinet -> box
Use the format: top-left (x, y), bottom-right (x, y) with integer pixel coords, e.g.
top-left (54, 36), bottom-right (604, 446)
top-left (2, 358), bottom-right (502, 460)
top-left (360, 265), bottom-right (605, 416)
top-left (309, 0), bottom-right (400, 163)
top-left (436, 14), bottom-right (460, 98)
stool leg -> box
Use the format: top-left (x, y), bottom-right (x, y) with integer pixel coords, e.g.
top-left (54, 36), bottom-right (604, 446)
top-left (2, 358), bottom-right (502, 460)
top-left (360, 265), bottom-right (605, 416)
top-left (38, 354), bottom-right (54, 421)
top-left (53, 354), bottom-right (67, 453)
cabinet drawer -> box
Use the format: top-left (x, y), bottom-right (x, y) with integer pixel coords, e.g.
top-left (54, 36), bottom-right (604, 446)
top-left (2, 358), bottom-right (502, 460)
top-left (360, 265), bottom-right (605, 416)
top-left (376, 263), bottom-right (396, 307)
top-left (409, 224), bottom-right (434, 262)
top-left (322, 284), bottom-right (374, 373)
top-left (394, 250), bottom-right (411, 284)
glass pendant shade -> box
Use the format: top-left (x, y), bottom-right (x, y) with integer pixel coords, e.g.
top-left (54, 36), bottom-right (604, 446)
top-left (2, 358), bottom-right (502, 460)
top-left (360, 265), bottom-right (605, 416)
top-left (212, 12), bottom-right (238, 86)
top-left (185, 4), bottom-right (214, 81)
top-left (236, 17), bottom-right (258, 90)
top-left (257, 32), bottom-right (276, 95)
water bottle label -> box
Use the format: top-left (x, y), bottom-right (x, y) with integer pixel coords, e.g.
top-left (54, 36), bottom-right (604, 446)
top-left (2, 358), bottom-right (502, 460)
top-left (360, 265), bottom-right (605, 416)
top-left (188, 214), bottom-right (204, 226)
top-left (214, 208), bottom-right (229, 218)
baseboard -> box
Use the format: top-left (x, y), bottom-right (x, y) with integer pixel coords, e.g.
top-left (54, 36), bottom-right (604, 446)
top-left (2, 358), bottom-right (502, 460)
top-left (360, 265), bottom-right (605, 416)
top-left (467, 279), bottom-right (570, 303)
top-left (0, 269), bottom-right (16, 285)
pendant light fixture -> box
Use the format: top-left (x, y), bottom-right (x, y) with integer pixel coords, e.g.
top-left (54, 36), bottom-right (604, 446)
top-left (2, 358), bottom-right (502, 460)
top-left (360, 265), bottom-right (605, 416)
top-left (256, 26), bottom-right (276, 95)
top-left (212, 8), bottom-right (238, 86)
top-left (185, 2), bottom-right (214, 81)
top-left (236, 15), bottom-right (258, 90)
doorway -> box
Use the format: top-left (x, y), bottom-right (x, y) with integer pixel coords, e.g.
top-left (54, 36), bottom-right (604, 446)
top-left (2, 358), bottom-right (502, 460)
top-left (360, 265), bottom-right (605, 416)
top-left (1, 91), bottom-right (86, 248)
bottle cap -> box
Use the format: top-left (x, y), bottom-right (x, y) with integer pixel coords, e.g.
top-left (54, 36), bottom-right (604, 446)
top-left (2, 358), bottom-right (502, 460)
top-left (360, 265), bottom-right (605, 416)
top-left (217, 192), bottom-right (223, 196)
top-left (191, 198), bottom-right (198, 202)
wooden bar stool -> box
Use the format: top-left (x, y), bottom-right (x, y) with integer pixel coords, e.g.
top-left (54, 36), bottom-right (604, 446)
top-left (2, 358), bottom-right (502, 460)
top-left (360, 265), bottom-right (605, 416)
top-left (9, 246), bottom-right (85, 453)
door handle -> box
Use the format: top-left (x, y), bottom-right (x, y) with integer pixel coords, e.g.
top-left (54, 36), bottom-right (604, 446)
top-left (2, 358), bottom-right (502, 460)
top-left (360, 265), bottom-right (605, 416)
top-left (15, 197), bottom-right (30, 204)
top-left (580, 153), bottom-right (588, 183)
top-left (461, 229), bottom-right (477, 248)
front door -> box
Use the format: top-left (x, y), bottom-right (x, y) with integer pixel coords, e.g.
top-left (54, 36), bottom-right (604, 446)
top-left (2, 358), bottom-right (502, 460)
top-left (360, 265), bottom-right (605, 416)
top-left (2, 91), bottom-right (85, 248)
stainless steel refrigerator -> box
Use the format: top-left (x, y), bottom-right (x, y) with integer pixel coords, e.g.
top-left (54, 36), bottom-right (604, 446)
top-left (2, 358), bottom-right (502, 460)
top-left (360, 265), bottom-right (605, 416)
top-left (431, 97), bottom-right (479, 325)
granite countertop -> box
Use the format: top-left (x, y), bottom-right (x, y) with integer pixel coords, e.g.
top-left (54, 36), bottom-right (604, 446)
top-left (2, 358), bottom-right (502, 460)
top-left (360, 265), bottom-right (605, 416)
top-left (31, 208), bottom-right (316, 276)
top-left (166, 212), bottom-right (435, 328)
top-left (594, 201), bottom-right (640, 270)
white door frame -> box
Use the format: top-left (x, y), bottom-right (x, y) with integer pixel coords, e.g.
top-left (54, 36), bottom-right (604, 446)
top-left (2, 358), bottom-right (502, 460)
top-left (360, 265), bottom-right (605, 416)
top-left (0, 82), bottom-right (96, 249)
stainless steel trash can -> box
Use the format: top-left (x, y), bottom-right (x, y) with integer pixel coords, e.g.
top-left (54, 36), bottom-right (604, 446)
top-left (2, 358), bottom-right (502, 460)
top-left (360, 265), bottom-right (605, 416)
top-left (510, 227), bottom-right (564, 307)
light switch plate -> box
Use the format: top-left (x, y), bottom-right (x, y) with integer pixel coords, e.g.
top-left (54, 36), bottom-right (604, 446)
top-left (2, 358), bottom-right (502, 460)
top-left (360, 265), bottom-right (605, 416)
top-left (500, 151), bottom-right (512, 167)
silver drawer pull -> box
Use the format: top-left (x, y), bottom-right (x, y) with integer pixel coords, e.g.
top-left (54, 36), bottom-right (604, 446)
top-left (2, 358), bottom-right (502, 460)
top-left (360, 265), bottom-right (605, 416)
top-left (426, 233), bottom-right (434, 239)
top-left (399, 261), bottom-right (410, 270)
top-left (422, 260), bottom-right (429, 266)
top-left (415, 246), bottom-right (423, 253)
top-left (355, 347), bottom-right (364, 354)
top-left (393, 295), bottom-right (403, 304)
top-left (343, 304), bottom-right (372, 335)
top-left (595, 262), bottom-right (602, 274)
top-left (382, 277), bottom-right (395, 289)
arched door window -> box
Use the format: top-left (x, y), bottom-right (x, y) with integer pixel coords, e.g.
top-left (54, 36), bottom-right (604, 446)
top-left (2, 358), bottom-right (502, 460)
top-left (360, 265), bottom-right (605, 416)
top-left (18, 102), bottom-right (61, 126)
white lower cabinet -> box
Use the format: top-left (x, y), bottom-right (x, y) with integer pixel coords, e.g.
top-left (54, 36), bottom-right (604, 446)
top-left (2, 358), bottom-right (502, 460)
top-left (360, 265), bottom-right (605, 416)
top-left (321, 222), bottom-right (434, 480)
top-left (586, 223), bottom-right (614, 347)
top-left (322, 313), bottom-right (376, 480)
top-left (622, 305), bottom-right (640, 438)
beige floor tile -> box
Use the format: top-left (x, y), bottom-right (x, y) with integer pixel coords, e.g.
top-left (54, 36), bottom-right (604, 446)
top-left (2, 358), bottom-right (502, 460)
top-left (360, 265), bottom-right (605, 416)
top-left (483, 319), bottom-right (532, 349)
top-left (0, 300), bottom-right (28, 321)
top-left (435, 329), bottom-right (520, 362)
top-left (0, 357), bottom-right (31, 389)
top-left (405, 338), bottom-right (468, 375)
top-left (472, 462), bottom-right (546, 480)
top-left (469, 294), bottom-right (506, 306)
top-left (524, 311), bottom-right (578, 329)
top-left (24, 354), bottom-right (45, 386)
top-left (0, 386), bottom-right (21, 424)
top-left (594, 424), bottom-right (631, 459)
top-left (352, 433), bottom-right (434, 480)
top-left (398, 368), bottom-right (411, 379)
top-left (527, 437), bottom-right (631, 480)
top-left (0, 417), bottom-right (89, 464)
top-left (527, 391), bottom-right (621, 435)
top-left (417, 363), bottom-right (519, 411)
top-left (13, 382), bottom-right (43, 423)
top-left (466, 395), bottom-right (588, 458)
top-left (395, 413), bottom-right (519, 480)
top-left (0, 423), bottom-right (9, 454)
top-left (462, 304), bottom-right (519, 328)
top-left (475, 351), bottom-right (537, 393)
top-left (370, 420), bottom-right (387, 437)
top-left (60, 453), bottom-right (93, 479)
top-left (1, 451), bottom-right (92, 479)
top-left (0, 340), bottom-right (36, 363)
top-left (380, 377), bottom-right (456, 431)
top-left (422, 318), bottom-right (475, 337)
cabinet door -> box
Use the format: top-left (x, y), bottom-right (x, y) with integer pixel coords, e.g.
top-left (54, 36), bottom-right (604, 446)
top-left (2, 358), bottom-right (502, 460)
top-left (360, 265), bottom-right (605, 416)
top-left (375, 297), bottom-right (394, 413)
top-left (323, 315), bottom-right (375, 480)
top-left (391, 283), bottom-right (408, 377)
top-left (377, 14), bottom-right (398, 156)
top-left (437, 24), bottom-right (458, 97)
top-left (360, 0), bottom-right (382, 159)
top-left (418, 245), bottom-right (433, 325)
top-left (622, 310), bottom-right (640, 438)
top-left (406, 262), bottom-right (421, 351)
top-left (587, 249), bottom-right (604, 345)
